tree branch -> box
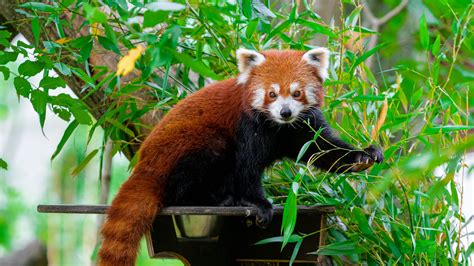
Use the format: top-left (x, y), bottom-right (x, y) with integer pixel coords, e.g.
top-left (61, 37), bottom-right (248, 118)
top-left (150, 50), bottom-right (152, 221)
top-left (0, 0), bottom-right (164, 160)
top-left (361, 0), bottom-right (409, 68)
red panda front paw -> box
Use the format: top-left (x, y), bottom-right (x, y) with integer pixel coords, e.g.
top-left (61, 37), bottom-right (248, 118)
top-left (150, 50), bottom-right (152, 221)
top-left (239, 197), bottom-right (274, 228)
top-left (255, 204), bottom-right (274, 229)
top-left (352, 145), bottom-right (384, 172)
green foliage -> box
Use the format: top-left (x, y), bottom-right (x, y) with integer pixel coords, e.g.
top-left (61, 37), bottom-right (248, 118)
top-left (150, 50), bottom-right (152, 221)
top-left (0, 158), bottom-right (7, 170)
top-left (1, 0), bottom-right (472, 265)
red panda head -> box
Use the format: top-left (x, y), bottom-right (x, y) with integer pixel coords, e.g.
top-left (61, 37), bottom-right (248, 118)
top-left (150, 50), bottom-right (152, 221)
top-left (236, 48), bottom-right (329, 124)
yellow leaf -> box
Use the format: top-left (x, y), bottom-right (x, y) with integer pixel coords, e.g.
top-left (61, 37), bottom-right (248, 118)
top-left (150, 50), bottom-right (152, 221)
top-left (116, 46), bottom-right (144, 76)
top-left (55, 37), bottom-right (72, 44)
top-left (91, 22), bottom-right (102, 38)
top-left (371, 98), bottom-right (388, 140)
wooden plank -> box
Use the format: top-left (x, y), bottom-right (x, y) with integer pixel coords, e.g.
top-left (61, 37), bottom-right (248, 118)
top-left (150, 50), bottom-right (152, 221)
top-left (37, 204), bottom-right (335, 215)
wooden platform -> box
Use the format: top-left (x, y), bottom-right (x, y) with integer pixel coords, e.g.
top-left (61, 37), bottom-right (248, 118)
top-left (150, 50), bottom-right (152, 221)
top-left (38, 204), bottom-right (335, 265)
top-left (37, 204), bottom-right (335, 215)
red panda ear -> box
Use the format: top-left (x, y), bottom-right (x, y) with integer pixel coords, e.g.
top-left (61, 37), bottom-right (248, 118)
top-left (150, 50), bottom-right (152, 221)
top-left (236, 48), bottom-right (265, 84)
top-left (302, 47), bottom-right (330, 81)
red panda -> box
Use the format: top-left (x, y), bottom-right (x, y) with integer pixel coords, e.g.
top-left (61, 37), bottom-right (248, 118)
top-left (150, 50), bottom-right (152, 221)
top-left (98, 48), bottom-right (383, 265)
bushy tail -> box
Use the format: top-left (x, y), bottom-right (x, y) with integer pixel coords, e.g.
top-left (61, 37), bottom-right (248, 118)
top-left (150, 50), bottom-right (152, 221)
top-left (98, 169), bottom-right (163, 266)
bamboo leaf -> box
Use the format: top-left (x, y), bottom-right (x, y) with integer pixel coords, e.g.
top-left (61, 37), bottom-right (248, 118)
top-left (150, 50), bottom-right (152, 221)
top-left (31, 17), bottom-right (40, 46)
top-left (166, 48), bottom-right (223, 80)
top-left (289, 238), bottom-right (303, 266)
top-left (312, 240), bottom-right (364, 255)
top-left (51, 120), bottom-right (79, 161)
top-left (20, 2), bottom-right (57, 13)
top-left (254, 234), bottom-right (301, 245)
top-left (349, 43), bottom-right (387, 76)
top-left (296, 140), bottom-right (313, 163)
top-left (71, 149), bottom-right (99, 177)
top-left (419, 14), bottom-right (429, 49)
top-left (106, 118), bottom-right (136, 137)
top-left (424, 125), bottom-right (474, 134)
top-left (295, 19), bottom-right (336, 37)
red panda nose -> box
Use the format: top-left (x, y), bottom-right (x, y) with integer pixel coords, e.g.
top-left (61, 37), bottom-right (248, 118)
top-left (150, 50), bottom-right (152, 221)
top-left (280, 108), bottom-right (292, 119)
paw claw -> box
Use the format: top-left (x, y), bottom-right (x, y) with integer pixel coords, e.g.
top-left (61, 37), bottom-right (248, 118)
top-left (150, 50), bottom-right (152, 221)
top-left (352, 145), bottom-right (383, 171)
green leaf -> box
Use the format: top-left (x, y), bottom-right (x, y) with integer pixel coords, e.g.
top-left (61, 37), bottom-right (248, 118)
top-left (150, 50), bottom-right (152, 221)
top-left (18, 60), bottom-right (45, 77)
top-left (70, 106), bottom-right (92, 125)
top-left (295, 19), bottom-right (336, 37)
top-left (432, 35), bottom-right (441, 57)
top-left (0, 158), bottom-right (7, 170)
top-left (281, 182), bottom-right (298, 248)
top-left (13, 77), bottom-right (32, 98)
top-left (83, 3), bottom-right (107, 23)
top-left (54, 62), bottom-right (72, 76)
top-left (0, 30), bottom-right (12, 47)
top-left (467, 241), bottom-right (474, 258)
top-left (71, 149), bottom-right (99, 176)
top-left (166, 48), bottom-right (223, 80)
top-left (98, 36), bottom-right (120, 55)
top-left (241, 0), bottom-right (253, 19)
top-left (314, 240), bottom-right (364, 255)
top-left (49, 93), bottom-right (92, 125)
top-left (352, 207), bottom-right (373, 235)
top-left (31, 17), bottom-right (40, 46)
top-left (296, 140), bottom-right (313, 163)
top-left (0, 52), bottom-right (18, 65)
top-left (51, 120), bottom-right (79, 160)
top-left (106, 118), bottom-right (135, 137)
top-left (254, 234), bottom-right (301, 245)
top-left (289, 239), bottom-right (303, 266)
top-left (424, 125), bottom-right (474, 134)
top-left (143, 10), bottom-right (170, 28)
top-left (39, 76), bottom-right (67, 90)
top-left (295, 127), bottom-right (322, 163)
top-left (80, 39), bottom-right (93, 61)
top-left (264, 20), bottom-right (292, 44)
top-left (0, 66), bottom-right (10, 80)
top-left (349, 42), bottom-right (387, 76)
top-left (20, 2), bottom-right (57, 13)
top-left (30, 89), bottom-right (48, 129)
top-left (71, 67), bottom-right (94, 85)
top-left (345, 6), bottom-right (361, 28)
top-left (246, 19), bottom-right (258, 39)
top-left (419, 14), bottom-right (429, 49)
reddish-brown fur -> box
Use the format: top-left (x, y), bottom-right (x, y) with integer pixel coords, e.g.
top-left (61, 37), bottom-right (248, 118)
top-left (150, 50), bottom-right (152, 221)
top-left (98, 50), bottom-right (325, 265)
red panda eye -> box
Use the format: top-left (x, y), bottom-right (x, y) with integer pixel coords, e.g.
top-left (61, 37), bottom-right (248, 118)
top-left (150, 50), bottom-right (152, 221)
top-left (293, 91), bottom-right (301, 97)
top-left (269, 92), bottom-right (277, 98)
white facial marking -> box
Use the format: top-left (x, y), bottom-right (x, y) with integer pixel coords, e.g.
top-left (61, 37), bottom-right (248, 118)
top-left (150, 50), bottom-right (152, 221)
top-left (304, 84), bottom-right (318, 105)
top-left (268, 96), bottom-right (304, 124)
top-left (270, 83), bottom-right (280, 94)
top-left (251, 87), bottom-right (265, 109)
top-left (290, 82), bottom-right (299, 93)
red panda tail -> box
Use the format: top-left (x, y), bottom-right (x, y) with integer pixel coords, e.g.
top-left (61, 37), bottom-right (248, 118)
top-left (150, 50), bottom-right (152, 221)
top-left (98, 168), bottom-right (163, 266)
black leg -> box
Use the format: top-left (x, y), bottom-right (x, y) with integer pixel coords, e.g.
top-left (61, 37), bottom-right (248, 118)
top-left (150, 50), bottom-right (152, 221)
top-left (288, 108), bottom-right (383, 173)
top-left (232, 114), bottom-right (277, 228)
